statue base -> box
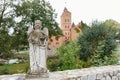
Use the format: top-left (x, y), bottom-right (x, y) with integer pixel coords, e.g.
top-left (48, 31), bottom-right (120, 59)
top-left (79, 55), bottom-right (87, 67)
top-left (26, 69), bottom-right (49, 79)
top-left (26, 72), bottom-right (49, 79)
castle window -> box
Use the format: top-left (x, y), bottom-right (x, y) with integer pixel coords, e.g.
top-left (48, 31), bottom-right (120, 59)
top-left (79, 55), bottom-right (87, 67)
top-left (68, 19), bottom-right (69, 22)
top-left (48, 43), bottom-right (51, 45)
top-left (65, 26), bottom-right (67, 28)
top-left (65, 32), bottom-right (67, 35)
top-left (68, 37), bottom-right (69, 39)
top-left (65, 19), bottom-right (67, 22)
top-left (68, 33), bottom-right (69, 35)
top-left (65, 37), bottom-right (67, 39)
top-left (56, 42), bottom-right (59, 45)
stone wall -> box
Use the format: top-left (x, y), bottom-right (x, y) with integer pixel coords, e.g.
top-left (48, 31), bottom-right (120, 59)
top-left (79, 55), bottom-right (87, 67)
top-left (0, 65), bottom-right (119, 80)
top-left (49, 65), bottom-right (120, 80)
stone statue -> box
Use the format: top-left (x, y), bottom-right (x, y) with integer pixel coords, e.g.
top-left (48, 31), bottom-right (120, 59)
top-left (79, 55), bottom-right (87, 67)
top-left (26, 20), bottom-right (49, 78)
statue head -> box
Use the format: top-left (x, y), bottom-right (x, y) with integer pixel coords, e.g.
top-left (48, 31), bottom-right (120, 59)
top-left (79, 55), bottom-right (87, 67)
top-left (34, 20), bottom-right (42, 30)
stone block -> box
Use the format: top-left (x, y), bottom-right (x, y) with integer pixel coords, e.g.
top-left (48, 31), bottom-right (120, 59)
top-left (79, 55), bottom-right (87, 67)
top-left (113, 71), bottom-right (118, 76)
top-left (77, 78), bottom-right (81, 80)
top-left (88, 74), bottom-right (96, 80)
top-left (81, 76), bottom-right (87, 80)
top-left (101, 77), bottom-right (106, 80)
top-left (109, 71), bottom-right (114, 76)
top-left (106, 76), bottom-right (111, 80)
top-left (96, 73), bottom-right (103, 79)
top-left (112, 76), bottom-right (118, 80)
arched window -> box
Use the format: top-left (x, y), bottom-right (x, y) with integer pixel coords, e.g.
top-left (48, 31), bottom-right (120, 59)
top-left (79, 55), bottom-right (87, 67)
top-left (56, 42), bottom-right (59, 45)
top-left (68, 19), bottom-right (69, 22)
top-left (65, 26), bottom-right (67, 28)
top-left (68, 33), bottom-right (69, 35)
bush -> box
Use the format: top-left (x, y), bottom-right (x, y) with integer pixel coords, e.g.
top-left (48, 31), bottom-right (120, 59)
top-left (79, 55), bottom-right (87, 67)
top-left (47, 59), bottom-right (60, 71)
top-left (78, 21), bottom-right (117, 61)
top-left (48, 41), bottom-right (80, 71)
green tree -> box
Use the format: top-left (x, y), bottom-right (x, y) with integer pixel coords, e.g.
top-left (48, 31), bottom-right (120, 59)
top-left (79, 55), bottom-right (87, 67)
top-left (0, 0), bottom-right (15, 58)
top-left (78, 21), bottom-right (117, 61)
top-left (0, 0), bottom-right (62, 58)
top-left (104, 19), bottom-right (120, 40)
top-left (11, 0), bottom-right (62, 50)
top-left (13, 0), bottom-right (62, 37)
top-left (104, 19), bottom-right (120, 29)
top-left (80, 21), bottom-right (89, 32)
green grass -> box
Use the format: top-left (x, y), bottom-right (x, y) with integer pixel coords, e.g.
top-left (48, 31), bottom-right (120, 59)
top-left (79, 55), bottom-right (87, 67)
top-left (0, 62), bottom-right (29, 75)
top-left (116, 44), bottom-right (120, 60)
top-left (19, 51), bottom-right (29, 54)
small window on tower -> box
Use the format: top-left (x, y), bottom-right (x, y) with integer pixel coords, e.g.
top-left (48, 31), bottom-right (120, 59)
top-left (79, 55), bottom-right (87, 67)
top-left (48, 43), bottom-right (51, 45)
top-left (68, 37), bottom-right (69, 39)
top-left (68, 33), bottom-right (69, 35)
top-left (65, 37), bottom-right (67, 39)
top-left (65, 19), bottom-right (67, 22)
top-left (65, 32), bottom-right (67, 35)
top-left (56, 42), bottom-right (59, 45)
top-left (68, 19), bottom-right (69, 22)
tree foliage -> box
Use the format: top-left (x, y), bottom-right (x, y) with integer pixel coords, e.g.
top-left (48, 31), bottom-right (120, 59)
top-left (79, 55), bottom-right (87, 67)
top-left (104, 19), bottom-right (120, 40)
top-left (13, 0), bottom-right (62, 37)
top-left (0, 0), bottom-right (16, 58)
top-left (80, 21), bottom-right (89, 32)
top-left (0, 0), bottom-right (62, 58)
top-left (78, 21), bottom-right (117, 61)
top-left (48, 41), bottom-right (80, 71)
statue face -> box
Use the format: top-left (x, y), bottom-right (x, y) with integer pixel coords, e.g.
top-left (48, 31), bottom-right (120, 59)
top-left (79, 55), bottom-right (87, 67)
top-left (34, 20), bottom-right (42, 30)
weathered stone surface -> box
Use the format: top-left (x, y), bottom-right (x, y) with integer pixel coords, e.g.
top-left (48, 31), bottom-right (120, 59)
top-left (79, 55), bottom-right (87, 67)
top-left (0, 65), bottom-right (119, 80)
top-left (106, 76), bottom-right (111, 80)
top-left (97, 73), bottom-right (103, 79)
top-left (112, 76), bottom-right (118, 80)
top-left (27, 20), bottom-right (49, 78)
top-left (109, 71), bottom-right (114, 77)
top-left (113, 71), bottom-right (118, 76)
top-left (77, 78), bottom-right (81, 80)
top-left (88, 74), bottom-right (96, 80)
top-left (81, 76), bottom-right (87, 80)
top-left (101, 77), bottom-right (106, 80)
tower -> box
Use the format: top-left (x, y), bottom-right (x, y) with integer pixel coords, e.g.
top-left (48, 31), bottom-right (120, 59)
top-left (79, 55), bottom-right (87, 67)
top-left (61, 7), bottom-right (71, 41)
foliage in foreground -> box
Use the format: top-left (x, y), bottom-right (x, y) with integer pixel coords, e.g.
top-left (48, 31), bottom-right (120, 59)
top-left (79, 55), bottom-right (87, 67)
top-left (48, 21), bottom-right (119, 71)
top-left (47, 41), bottom-right (80, 71)
top-left (47, 42), bottom-right (119, 71)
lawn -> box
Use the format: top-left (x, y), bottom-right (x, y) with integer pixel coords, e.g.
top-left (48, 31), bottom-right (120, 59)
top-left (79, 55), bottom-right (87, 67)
top-left (0, 62), bottom-right (29, 75)
top-left (116, 44), bottom-right (120, 60)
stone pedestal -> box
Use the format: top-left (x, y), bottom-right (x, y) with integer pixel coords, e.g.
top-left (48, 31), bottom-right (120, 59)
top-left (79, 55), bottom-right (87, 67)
top-left (26, 72), bottom-right (49, 79)
top-left (26, 46), bottom-right (49, 79)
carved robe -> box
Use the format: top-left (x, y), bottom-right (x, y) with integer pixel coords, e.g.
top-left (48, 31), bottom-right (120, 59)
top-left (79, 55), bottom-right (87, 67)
top-left (27, 26), bottom-right (48, 74)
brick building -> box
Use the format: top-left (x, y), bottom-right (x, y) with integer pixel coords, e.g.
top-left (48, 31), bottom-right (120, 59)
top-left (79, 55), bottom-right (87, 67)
top-left (49, 7), bottom-right (81, 49)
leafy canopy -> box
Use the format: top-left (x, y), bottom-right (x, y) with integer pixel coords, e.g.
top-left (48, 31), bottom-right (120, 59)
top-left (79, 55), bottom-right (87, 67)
top-left (78, 21), bottom-right (117, 61)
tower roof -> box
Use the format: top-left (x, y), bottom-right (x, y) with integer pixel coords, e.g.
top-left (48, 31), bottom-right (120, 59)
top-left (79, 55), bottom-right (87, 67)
top-left (64, 7), bottom-right (68, 11)
top-left (72, 22), bottom-right (75, 28)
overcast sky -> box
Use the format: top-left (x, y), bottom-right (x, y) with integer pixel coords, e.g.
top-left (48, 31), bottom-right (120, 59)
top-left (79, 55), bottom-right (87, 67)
top-left (46, 0), bottom-right (120, 25)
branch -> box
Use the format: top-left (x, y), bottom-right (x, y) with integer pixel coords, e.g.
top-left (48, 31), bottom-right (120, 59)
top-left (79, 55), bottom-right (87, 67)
top-left (0, 0), bottom-right (9, 28)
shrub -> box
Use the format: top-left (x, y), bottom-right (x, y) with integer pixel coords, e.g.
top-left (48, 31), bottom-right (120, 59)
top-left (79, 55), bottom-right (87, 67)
top-left (48, 41), bottom-right (80, 71)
